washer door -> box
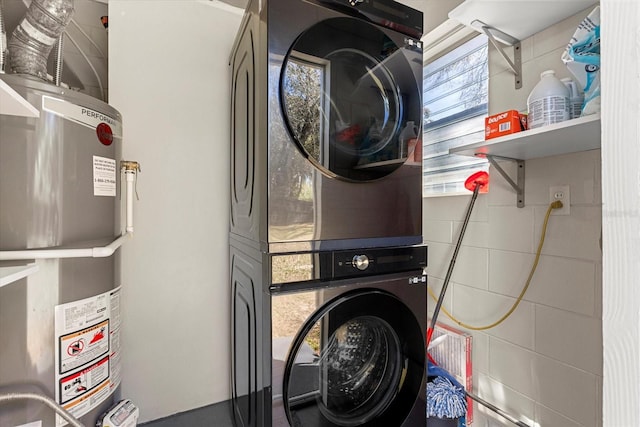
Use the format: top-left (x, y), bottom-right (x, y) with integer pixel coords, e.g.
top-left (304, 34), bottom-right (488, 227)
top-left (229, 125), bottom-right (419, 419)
top-left (283, 290), bottom-right (425, 427)
top-left (280, 17), bottom-right (422, 182)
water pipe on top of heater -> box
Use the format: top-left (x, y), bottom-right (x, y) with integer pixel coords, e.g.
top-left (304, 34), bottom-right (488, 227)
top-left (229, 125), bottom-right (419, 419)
top-left (0, 160), bottom-right (141, 261)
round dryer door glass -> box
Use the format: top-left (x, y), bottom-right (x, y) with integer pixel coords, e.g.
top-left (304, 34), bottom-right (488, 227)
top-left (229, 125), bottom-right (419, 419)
top-left (280, 17), bottom-right (423, 181)
top-left (283, 290), bottom-right (425, 427)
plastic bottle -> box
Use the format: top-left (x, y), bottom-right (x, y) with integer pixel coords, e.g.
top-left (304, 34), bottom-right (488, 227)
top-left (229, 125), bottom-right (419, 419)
top-left (561, 77), bottom-right (585, 119)
top-left (398, 121), bottom-right (418, 158)
top-left (527, 70), bottom-right (570, 129)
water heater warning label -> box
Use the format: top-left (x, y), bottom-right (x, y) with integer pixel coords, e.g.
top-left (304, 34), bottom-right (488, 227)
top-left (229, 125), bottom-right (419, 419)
top-left (60, 320), bottom-right (109, 374)
top-left (54, 287), bottom-right (123, 426)
top-left (93, 156), bottom-right (116, 197)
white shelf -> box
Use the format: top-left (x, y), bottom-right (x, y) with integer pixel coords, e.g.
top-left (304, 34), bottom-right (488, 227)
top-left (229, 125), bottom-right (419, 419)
top-left (0, 264), bottom-right (40, 288)
top-left (0, 78), bottom-right (40, 117)
top-left (448, 0), bottom-right (599, 43)
top-left (450, 114), bottom-right (601, 160)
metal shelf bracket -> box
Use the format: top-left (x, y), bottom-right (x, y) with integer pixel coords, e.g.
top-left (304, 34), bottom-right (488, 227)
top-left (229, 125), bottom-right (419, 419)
top-left (485, 154), bottom-right (525, 208)
top-left (472, 20), bottom-right (522, 89)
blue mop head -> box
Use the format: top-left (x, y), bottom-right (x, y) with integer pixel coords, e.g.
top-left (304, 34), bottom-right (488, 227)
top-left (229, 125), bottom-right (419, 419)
top-left (427, 376), bottom-right (467, 419)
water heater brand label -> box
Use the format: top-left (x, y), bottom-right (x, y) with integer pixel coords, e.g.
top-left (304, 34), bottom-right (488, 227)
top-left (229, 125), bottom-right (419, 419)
top-left (96, 122), bottom-right (114, 146)
top-left (93, 156), bottom-right (117, 197)
top-left (42, 96), bottom-right (123, 137)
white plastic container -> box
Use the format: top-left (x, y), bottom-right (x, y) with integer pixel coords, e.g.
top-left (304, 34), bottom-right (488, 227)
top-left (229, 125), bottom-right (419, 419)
top-left (561, 77), bottom-right (585, 119)
top-left (527, 70), bottom-right (570, 129)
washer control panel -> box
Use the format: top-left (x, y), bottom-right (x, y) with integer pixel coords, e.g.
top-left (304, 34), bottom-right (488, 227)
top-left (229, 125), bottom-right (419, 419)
top-left (333, 245), bottom-right (427, 279)
top-left (270, 245), bottom-right (427, 286)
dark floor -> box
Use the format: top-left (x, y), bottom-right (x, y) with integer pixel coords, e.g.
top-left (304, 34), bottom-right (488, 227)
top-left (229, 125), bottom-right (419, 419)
top-left (140, 400), bottom-right (233, 427)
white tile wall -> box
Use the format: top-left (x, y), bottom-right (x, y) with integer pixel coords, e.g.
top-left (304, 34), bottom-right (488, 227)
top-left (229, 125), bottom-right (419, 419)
top-left (535, 304), bottom-right (602, 375)
top-left (425, 6), bottom-right (602, 426)
top-left (475, 373), bottom-right (535, 425)
top-left (484, 160), bottom-right (519, 207)
top-left (490, 250), bottom-right (597, 316)
top-left (535, 205), bottom-right (602, 261)
top-left (487, 339), bottom-right (537, 398)
top-left (470, 330), bottom-right (490, 375)
top-left (426, 242), bottom-right (455, 280)
top-left (426, 243), bottom-right (489, 289)
top-left (423, 219), bottom-right (453, 244)
top-left (486, 206), bottom-right (534, 253)
top-left (525, 150), bottom-right (600, 206)
top-left (453, 218), bottom-right (489, 248)
top-left (424, 192), bottom-right (489, 222)
top-left (454, 286), bottom-right (535, 350)
top-left (535, 404), bottom-right (583, 427)
top-left (427, 276), bottom-right (453, 318)
top-left (535, 354), bottom-right (598, 427)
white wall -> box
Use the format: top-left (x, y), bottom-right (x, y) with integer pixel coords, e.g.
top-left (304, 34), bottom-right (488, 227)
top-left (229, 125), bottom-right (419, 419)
top-left (108, 1), bottom-right (242, 422)
top-left (600, 1), bottom-right (640, 425)
top-left (425, 7), bottom-right (603, 427)
top-left (61, 0), bottom-right (109, 100)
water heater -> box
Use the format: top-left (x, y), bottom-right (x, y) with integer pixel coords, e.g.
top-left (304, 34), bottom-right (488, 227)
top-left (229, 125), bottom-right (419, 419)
top-left (0, 73), bottom-right (127, 426)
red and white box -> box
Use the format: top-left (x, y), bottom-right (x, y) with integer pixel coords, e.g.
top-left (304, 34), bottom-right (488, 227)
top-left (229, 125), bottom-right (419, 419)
top-left (430, 323), bottom-right (474, 425)
top-left (485, 110), bottom-right (527, 140)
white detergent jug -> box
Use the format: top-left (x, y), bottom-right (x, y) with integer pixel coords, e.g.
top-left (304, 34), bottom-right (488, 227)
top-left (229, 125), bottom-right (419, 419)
top-left (561, 77), bottom-right (585, 119)
top-left (527, 70), bottom-right (570, 129)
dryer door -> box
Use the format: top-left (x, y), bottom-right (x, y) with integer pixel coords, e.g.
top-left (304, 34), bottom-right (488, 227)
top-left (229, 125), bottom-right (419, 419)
top-left (280, 17), bottom-right (423, 182)
top-left (282, 289), bottom-right (425, 426)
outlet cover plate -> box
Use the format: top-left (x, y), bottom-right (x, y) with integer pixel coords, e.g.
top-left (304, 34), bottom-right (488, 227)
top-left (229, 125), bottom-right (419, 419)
top-left (550, 185), bottom-right (570, 215)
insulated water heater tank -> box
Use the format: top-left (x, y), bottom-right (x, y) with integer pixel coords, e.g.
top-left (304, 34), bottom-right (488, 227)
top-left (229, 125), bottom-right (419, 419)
top-left (0, 74), bottom-right (124, 426)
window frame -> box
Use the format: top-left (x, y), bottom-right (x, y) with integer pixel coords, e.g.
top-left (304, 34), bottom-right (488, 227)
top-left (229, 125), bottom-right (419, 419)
top-left (421, 30), bottom-right (490, 197)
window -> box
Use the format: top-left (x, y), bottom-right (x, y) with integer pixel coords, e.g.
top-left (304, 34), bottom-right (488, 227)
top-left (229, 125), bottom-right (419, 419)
top-left (422, 34), bottom-right (489, 196)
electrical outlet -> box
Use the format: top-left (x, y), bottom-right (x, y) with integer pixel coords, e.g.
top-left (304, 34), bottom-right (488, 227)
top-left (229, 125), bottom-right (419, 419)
top-left (549, 185), bottom-right (570, 215)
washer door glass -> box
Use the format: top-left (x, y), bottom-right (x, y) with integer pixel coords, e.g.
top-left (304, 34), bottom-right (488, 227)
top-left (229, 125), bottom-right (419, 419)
top-left (281, 18), bottom-right (422, 181)
top-left (283, 290), bottom-right (425, 427)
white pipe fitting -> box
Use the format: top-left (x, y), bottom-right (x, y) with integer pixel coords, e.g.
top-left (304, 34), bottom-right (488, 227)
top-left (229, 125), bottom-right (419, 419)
top-left (125, 169), bottom-right (135, 233)
top-left (0, 233), bottom-right (131, 260)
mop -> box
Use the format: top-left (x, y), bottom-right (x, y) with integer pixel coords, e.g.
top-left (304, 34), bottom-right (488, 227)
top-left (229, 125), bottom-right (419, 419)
top-left (425, 171), bottom-right (532, 427)
top-left (427, 360), bottom-right (467, 423)
top-left (425, 171), bottom-right (487, 425)
top-left (426, 170), bottom-right (488, 349)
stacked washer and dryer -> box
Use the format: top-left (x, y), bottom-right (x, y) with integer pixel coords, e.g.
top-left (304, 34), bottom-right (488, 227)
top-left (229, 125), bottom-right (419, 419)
top-left (229, 0), bottom-right (426, 426)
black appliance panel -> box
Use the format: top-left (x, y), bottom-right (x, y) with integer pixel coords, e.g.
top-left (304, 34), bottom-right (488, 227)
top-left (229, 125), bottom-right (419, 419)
top-left (270, 245), bottom-right (427, 285)
top-left (280, 17), bottom-right (423, 181)
top-left (317, 0), bottom-right (423, 38)
top-left (261, 0), bottom-right (424, 249)
top-left (281, 289), bottom-right (425, 427)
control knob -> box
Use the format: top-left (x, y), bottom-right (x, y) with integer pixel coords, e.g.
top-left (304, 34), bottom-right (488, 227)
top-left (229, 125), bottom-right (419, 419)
top-left (352, 254), bottom-right (370, 271)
